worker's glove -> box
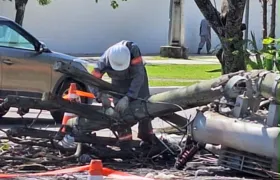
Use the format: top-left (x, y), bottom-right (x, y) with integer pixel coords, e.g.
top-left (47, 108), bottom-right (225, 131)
top-left (96, 93), bottom-right (111, 109)
top-left (115, 96), bottom-right (129, 113)
top-left (105, 107), bottom-right (117, 116)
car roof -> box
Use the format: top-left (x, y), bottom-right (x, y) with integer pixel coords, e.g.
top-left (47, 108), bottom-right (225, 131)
top-left (0, 16), bottom-right (12, 21)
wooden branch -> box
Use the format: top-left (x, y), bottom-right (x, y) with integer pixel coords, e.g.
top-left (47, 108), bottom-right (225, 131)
top-left (0, 156), bottom-right (41, 163)
top-left (194, 0), bottom-right (223, 36)
top-left (6, 135), bottom-right (77, 154)
top-left (41, 143), bottom-right (82, 165)
top-left (7, 127), bottom-right (142, 147)
top-left (8, 136), bottom-right (55, 148)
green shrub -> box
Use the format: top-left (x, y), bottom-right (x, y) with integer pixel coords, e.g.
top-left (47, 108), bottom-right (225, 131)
top-left (246, 32), bottom-right (280, 71)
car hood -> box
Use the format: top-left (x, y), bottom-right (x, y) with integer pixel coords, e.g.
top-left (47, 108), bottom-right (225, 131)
top-left (50, 51), bottom-right (77, 61)
top-left (50, 51), bottom-right (97, 74)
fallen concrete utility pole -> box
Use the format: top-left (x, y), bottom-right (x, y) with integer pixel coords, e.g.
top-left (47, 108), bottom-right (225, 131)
top-left (52, 61), bottom-right (247, 127)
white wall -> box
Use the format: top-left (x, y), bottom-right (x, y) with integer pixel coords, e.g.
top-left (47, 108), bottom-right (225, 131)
top-left (0, 0), bottom-right (169, 54)
top-left (0, 0), bottom-right (279, 54)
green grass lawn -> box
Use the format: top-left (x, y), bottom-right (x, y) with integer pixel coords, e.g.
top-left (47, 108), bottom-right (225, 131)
top-left (102, 64), bottom-right (222, 87)
top-left (149, 80), bottom-right (199, 87)
top-left (146, 64), bottom-right (221, 80)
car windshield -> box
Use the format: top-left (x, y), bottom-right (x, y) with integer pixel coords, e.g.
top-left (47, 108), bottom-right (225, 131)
top-left (0, 24), bottom-right (34, 50)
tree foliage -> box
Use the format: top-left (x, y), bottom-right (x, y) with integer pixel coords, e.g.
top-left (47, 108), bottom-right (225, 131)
top-left (37, 0), bottom-right (52, 6)
top-left (95, 0), bottom-right (128, 9)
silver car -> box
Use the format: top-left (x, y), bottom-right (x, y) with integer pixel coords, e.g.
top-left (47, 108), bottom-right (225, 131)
top-left (0, 16), bottom-right (94, 123)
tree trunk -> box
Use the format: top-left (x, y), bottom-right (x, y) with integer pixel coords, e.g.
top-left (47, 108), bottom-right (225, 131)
top-left (269, 0), bottom-right (276, 38)
top-left (195, 0), bottom-right (247, 74)
top-left (15, 0), bottom-right (28, 26)
top-left (262, 0), bottom-right (268, 39)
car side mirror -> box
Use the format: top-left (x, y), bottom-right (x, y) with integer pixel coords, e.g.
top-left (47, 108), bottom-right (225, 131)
top-left (38, 42), bottom-right (51, 53)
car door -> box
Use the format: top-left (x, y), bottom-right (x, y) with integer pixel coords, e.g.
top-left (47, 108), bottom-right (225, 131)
top-left (0, 21), bottom-right (52, 98)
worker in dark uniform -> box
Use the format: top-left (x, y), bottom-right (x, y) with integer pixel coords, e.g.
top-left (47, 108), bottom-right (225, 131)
top-left (92, 40), bottom-right (155, 147)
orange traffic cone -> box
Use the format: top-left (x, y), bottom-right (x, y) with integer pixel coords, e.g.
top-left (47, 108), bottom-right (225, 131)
top-left (87, 160), bottom-right (104, 180)
top-left (61, 83), bottom-right (79, 132)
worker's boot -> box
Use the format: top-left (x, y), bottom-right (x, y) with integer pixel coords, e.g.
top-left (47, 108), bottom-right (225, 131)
top-left (117, 128), bottom-right (133, 150)
top-left (58, 134), bottom-right (77, 149)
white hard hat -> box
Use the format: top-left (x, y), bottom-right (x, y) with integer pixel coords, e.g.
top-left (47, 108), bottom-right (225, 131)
top-left (108, 44), bottom-right (131, 71)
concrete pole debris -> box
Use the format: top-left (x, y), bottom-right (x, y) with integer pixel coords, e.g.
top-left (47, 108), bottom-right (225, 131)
top-left (191, 111), bottom-right (279, 159)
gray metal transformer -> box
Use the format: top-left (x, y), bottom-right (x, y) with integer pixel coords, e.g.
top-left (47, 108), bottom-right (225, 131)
top-left (189, 70), bottom-right (280, 178)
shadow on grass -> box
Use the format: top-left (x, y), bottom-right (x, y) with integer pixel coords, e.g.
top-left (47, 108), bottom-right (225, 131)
top-left (206, 69), bottom-right (221, 73)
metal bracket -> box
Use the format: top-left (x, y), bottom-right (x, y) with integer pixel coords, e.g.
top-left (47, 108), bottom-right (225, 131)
top-left (224, 76), bottom-right (247, 99)
top-left (257, 71), bottom-right (270, 92)
top-left (271, 75), bottom-right (280, 99)
top-left (233, 92), bottom-right (249, 118)
top-left (266, 101), bottom-right (280, 127)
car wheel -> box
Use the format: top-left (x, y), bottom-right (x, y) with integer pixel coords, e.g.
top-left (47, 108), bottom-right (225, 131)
top-left (51, 80), bottom-right (88, 123)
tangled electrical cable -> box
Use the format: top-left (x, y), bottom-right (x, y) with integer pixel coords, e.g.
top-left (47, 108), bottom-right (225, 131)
top-left (102, 90), bottom-right (196, 141)
top-left (28, 110), bottom-right (43, 128)
top-left (101, 90), bottom-right (195, 159)
top-left (103, 90), bottom-right (191, 127)
top-left (252, 162), bottom-right (280, 179)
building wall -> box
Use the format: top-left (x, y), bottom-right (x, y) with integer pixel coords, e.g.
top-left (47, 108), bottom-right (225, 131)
top-left (0, 0), bottom-right (169, 54)
top-left (0, 0), bottom-right (279, 55)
